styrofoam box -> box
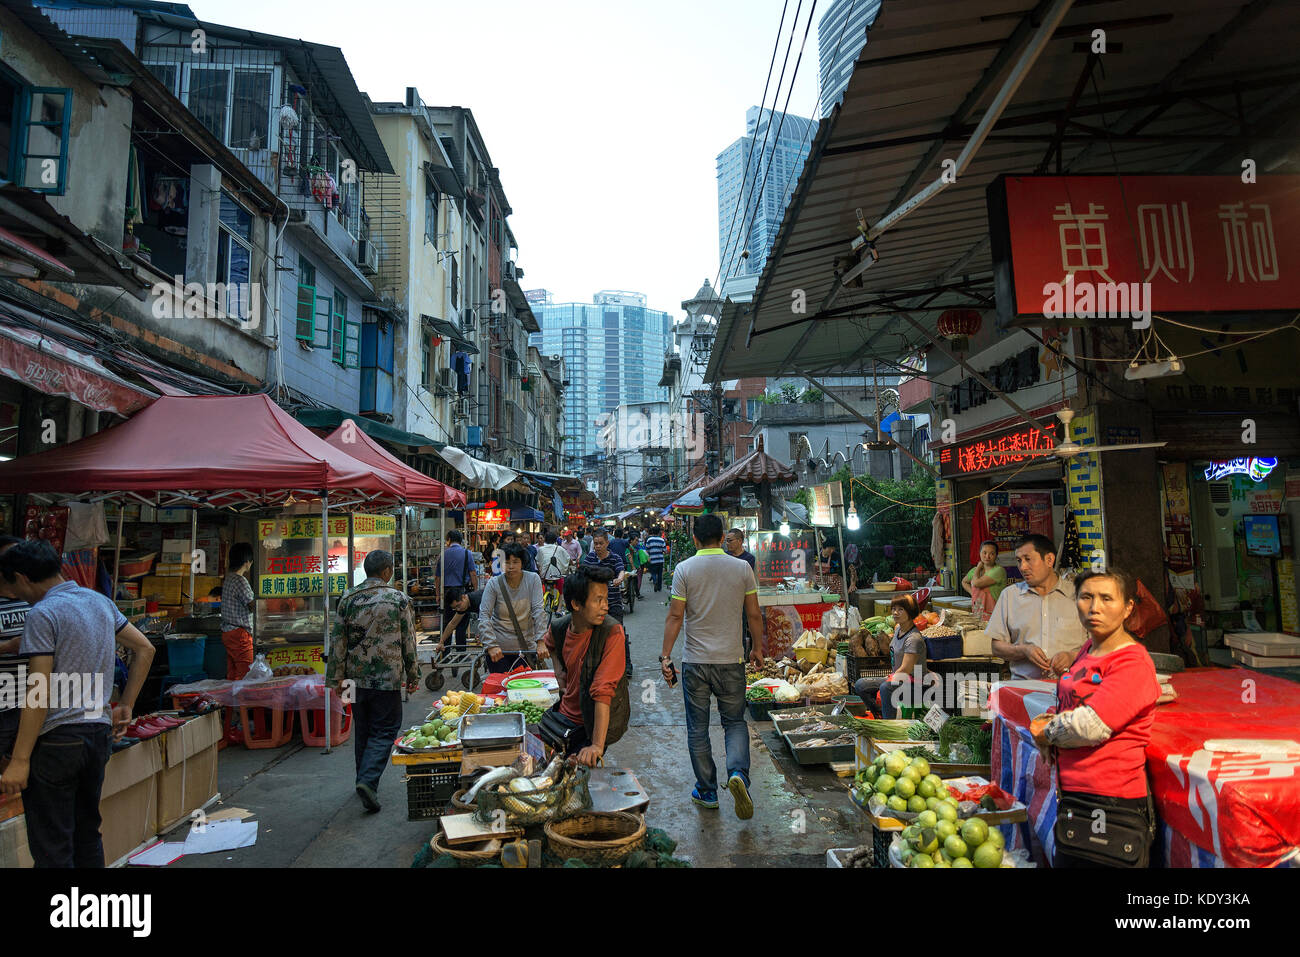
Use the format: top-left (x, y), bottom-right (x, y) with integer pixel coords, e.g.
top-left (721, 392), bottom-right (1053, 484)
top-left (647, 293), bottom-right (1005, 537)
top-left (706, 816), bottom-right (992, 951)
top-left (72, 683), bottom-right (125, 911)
top-left (1224, 632), bottom-right (1300, 657)
top-left (1231, 649), bottom-right (1300, 669)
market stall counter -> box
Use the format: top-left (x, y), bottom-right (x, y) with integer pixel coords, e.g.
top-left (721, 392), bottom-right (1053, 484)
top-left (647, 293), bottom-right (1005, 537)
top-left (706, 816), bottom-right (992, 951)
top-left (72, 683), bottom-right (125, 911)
top-left (991, 668), bottom-right (1300, 867)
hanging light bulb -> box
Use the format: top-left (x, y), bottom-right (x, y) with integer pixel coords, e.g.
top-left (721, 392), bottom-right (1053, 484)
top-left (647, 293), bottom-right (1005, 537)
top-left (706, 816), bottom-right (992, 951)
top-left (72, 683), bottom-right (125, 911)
top-left (779, 520), bottom-right (791, 536)
top-left (847, 503), bottom-right (860, 531)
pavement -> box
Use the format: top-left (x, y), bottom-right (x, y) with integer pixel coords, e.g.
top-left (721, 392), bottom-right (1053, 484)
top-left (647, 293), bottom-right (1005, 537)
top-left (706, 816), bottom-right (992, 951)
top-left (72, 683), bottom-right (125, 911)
top-left (157, 584), bottom-right (865, 868)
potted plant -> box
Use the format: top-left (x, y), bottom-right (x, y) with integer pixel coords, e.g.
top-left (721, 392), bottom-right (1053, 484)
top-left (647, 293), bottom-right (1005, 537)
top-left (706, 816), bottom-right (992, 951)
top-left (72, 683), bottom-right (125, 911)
top-left (135, 243), bottom-right (152, 265)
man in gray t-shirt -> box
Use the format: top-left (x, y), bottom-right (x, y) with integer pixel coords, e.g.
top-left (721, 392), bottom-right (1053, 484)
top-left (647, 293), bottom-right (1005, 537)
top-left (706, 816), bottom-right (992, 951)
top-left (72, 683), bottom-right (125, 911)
top-left (0, 540), bottom-right (155, 867)
top-left (661, 515), bottom-right (766, 820)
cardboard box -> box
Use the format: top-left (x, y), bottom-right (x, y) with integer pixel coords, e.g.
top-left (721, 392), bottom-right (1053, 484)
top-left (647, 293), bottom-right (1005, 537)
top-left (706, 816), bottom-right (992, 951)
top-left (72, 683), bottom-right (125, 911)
top-left (186, 575), bottom-right (222, 601)
top-left (962, 629), bottom-right (991, 656)
top-left (156, 712), bottom-right (222, 831)
top-left (155, 563), bottom-right (190, 577)
top-left (142, 575), bottom-right (183, 604)
top-left (100, 736), bottom-right (162, 865)
top-left (161, 539), bottom-right (191, 563)
top-left (0, 815), bottom-right (33, 868)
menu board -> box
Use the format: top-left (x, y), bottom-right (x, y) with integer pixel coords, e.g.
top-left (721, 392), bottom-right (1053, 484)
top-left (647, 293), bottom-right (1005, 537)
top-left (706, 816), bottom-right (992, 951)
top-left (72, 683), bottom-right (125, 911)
top-left (752, 530), bottom-right (816, 586)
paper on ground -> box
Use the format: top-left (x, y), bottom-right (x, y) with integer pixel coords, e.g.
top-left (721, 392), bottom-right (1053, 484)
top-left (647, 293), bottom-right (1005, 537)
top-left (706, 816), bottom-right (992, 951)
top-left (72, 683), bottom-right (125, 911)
top-left (182, 819), bottom-right (258, 855)
top-left (129, 841), bottom-right (186, 866)
top-left (206, 807), bottom-right (254, 822)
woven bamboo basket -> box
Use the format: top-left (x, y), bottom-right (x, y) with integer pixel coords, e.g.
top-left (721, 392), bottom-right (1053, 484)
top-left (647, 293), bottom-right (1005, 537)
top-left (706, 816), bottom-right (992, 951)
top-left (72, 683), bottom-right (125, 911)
top-left (430, 830), bottom-right (501, 863)
top-left (450, 788), bottom-right (476, 812)
top-left (544, 811), bottom-right (646, 866)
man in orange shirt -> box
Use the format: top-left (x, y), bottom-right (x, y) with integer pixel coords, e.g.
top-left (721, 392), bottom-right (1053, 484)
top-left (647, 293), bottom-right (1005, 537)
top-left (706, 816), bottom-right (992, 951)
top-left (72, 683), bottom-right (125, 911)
top-left (543, 566), bottom-right (629, 766)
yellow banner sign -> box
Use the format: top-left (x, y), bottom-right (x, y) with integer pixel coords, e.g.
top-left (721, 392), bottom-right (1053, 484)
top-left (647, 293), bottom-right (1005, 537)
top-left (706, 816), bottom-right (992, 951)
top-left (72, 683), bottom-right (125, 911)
top-left (257, 573), bottom-right (350, 597)
top-left (262, 644), bottom-right (325, 675)
top-left (352, 513), bottom-right (396, 536)
top-left (258, 516), bottom-right (349, 540)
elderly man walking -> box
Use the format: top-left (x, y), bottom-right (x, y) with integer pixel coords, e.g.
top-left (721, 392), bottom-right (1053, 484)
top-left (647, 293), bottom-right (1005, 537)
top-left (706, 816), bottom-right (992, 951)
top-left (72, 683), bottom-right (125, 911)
top-left (327, 550), bottom-right (418, 814)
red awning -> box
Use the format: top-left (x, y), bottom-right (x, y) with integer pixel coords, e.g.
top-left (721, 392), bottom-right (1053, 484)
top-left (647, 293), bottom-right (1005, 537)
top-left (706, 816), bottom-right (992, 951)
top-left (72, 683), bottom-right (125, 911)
top-left (0, 325), bottom-right (155, 416)
top-left (0, 223), bottom-right (75, 279)
top-left (0, 394), bottom-right (405, 508)
top-left (323, 425), bottom-right (466, 507)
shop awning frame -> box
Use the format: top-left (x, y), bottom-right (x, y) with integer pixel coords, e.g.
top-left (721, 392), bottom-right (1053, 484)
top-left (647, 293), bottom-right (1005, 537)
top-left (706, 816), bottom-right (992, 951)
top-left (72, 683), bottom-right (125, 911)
top-left (705, 0), bottom-right (1300, 383)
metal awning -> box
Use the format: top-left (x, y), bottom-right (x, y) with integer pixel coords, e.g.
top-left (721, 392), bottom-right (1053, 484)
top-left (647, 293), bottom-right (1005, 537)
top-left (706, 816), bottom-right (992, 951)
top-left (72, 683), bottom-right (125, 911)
top-left (421, 315), bottom-right (460, 340)
top-left (707, 0), bottom-right (1300, 382)
top-left (425, 160), bottom-right (465, 200)
top-left (292, 407), bottom-right (444, 450)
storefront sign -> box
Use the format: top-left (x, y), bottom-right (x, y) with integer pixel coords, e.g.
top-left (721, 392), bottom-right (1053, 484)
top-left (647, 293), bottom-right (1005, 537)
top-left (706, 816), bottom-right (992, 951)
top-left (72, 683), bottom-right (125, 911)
top-left (467, 508), bottom-right (511, 532)
top-left (258, 516), bottom-right (349, 540)
top-left (990, 175), bottom-right (1300, 323)
top-left (262, 645), bottom-right (325, 675)
top-left (938, 422), bottom-right (1059, 477)
top-left (809, 482), bottom-right (843, 527)
top-left (0, 326), bottom-right (154, 415)
top-left (1204, 457), bottom-right (1279, 482)
top-left (753, 531), bottom-right (815, 585)
top-left (352, 514), bottom-right (396, 536)
top-left (946, 346), bottom-right (1041, 413)
top-left (257, 573), bottom-right (350, 597)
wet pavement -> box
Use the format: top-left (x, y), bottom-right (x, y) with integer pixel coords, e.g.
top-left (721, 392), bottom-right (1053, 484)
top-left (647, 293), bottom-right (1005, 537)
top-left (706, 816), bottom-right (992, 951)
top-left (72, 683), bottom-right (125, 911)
top-left (157, 586), bottom-right (865, 867)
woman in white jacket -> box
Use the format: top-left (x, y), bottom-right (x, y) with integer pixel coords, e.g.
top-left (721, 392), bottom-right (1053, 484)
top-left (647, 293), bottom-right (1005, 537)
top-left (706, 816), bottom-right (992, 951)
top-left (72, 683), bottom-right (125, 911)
top-left (479, 544), bottom-right (548, 674)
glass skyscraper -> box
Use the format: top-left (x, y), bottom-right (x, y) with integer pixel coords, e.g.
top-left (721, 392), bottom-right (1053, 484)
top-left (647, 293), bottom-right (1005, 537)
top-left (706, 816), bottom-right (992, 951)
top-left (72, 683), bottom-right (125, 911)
top-left (817, 0), bottom-right (882, 117)
top-left (716, 106), bottom-right (817, 284)
top-left (529, 290), bottom-right (672, 466)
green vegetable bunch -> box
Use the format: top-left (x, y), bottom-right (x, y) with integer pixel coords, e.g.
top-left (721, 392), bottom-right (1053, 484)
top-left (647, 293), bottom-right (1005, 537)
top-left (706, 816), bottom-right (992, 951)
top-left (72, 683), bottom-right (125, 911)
top-left (487, 701), bottom-right (547, 725)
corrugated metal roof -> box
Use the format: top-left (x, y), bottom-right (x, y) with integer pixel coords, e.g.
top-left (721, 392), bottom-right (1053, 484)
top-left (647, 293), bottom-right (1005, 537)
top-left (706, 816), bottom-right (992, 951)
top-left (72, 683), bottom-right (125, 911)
top-left (708, 0), bottom-right (1300, 381)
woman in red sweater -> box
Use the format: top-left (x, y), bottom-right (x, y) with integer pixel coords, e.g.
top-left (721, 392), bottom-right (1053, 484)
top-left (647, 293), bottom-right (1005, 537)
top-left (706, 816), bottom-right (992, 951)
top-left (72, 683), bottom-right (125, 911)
top-left (1032, 568), bottom-right (1161, 867)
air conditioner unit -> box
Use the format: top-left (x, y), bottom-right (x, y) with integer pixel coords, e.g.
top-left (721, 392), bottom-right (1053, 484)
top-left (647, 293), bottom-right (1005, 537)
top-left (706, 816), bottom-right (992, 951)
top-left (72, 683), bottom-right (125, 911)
top-left (356, 239), bottom-right (379, 275)
top-left (454, 397), bottom-right (470, 421)
top-left (461, 308), bottom-right (476, 333)
top-left (1191, 480), bottom-right (1239, 611)
top-left (453, 423), bottom-right (467, 445)
top-left (435, 368), bottom-right (455, 394)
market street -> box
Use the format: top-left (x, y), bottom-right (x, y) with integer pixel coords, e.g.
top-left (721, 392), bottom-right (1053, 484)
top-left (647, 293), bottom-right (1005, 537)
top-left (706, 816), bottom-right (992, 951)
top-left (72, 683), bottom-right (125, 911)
top-left (160, 593), bottom-right (861, 867)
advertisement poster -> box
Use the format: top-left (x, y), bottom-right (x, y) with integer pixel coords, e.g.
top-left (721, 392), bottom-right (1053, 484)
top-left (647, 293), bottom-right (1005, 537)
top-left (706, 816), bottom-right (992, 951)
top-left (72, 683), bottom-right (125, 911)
top-left (1161, 463), bottom-right (1195, 573)
top-left (984, 490), bottom-right (1054, 553)
top-left (762, 602), bottom-right (830, 660)
top-left (1244, 515), bottom-right (1282, 557)
top-left (1287, 472), bottom-right (1300, 501)
top-left (1277, 558), bottom-right (1298, 634)
top-left (1245, 487), bottom-right (1284, 515)
top-left (753, 530), bottom-right (816, 585)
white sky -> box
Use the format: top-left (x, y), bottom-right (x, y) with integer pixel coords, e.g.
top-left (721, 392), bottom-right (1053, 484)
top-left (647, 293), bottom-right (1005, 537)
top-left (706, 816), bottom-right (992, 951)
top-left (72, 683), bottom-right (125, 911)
top-left (192, 0), bottom-right (822, 319)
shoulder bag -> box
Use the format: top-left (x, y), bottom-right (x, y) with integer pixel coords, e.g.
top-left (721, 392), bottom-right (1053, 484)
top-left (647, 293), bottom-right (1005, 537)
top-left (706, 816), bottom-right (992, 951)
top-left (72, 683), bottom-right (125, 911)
top-left (1054, 779), bottom-right (1156, 867)
top-left (499, 580), bottom-right (533, 657)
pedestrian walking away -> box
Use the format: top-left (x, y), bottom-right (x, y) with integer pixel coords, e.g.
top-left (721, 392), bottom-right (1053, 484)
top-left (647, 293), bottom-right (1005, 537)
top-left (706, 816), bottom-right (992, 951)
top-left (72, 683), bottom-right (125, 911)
top-left (644, 529), bottom-right (667, 592)
top-left (661, 514), bottom-right (765, 819)
top-left (0, 540), bottom-right (155, 867)
top-left (327, 550), bottom-right (419, 814)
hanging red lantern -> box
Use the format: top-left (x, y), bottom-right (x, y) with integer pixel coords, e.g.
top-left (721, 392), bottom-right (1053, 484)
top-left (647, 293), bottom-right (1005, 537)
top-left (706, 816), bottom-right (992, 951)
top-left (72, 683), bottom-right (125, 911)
top-left (936, 309), bottom-right (982, 351)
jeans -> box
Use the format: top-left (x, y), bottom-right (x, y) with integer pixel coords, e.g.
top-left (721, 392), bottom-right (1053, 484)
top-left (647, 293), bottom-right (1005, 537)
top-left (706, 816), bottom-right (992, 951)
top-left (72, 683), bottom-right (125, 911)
top-left (854, 677), bottom-right (885, 716)
top-left (682, 662), bottom-right (749, 794)
top-left (23, 722), bottom-right (111, 867)
top-left (650, 563), bottom-right (664, 591)
top-left (352, 688), bottom-right (404, 792)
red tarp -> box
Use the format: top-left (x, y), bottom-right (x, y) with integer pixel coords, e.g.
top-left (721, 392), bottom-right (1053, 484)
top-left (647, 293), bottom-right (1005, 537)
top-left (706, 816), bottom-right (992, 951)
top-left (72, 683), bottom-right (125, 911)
top-left (323, 425), bottom-right (465, 507)
top-left (0, 394), bottom-right (404, 506)
top-left (0, 325), bottom-right (155, 416)
top-left (992, 669), bottom-right (1300, 867)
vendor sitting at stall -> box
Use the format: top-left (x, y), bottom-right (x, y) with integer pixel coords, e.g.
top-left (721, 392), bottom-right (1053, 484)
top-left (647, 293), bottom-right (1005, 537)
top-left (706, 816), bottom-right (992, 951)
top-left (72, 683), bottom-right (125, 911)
top-left (479, 544), bottom-right (548, 673)
top-left (853, 593), bottom-right (928, 718)
top-left (962, 539), bottom-right (1008, 623)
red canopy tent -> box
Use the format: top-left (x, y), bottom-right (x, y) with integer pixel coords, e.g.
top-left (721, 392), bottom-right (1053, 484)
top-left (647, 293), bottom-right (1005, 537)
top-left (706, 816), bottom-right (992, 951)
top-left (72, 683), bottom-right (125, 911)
top-left (322, 424), bottom-right (465, 507)
top-left (0, 394), bottom-right (404, 507)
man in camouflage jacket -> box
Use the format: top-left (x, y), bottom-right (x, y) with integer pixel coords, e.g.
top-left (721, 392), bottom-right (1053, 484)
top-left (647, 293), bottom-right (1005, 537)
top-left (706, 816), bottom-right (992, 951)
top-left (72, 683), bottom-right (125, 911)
top-left (327, 549), bottom-right (417, 813)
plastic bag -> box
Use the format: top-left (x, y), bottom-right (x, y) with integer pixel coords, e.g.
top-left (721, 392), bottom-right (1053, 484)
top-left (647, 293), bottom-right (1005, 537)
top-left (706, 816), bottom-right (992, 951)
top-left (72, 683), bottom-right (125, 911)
top-left (245, 653), bottom-right (273, 681)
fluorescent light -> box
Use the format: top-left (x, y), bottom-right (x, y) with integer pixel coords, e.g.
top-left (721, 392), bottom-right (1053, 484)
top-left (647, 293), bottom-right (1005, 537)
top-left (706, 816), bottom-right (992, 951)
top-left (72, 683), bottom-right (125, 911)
top-left (779, 521), bottom-right (791, 536)
top-left (846, 505), bottom-right (860, 531)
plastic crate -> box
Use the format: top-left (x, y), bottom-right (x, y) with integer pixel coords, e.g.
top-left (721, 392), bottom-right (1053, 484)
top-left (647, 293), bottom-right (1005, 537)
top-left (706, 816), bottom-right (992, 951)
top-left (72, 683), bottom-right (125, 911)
top-left (747, 697), bottom-right (786, 721)
top-left (846, 655), bottom-right (889, 686)
top-left (924, 634), bottom-right (963, 660)
top-left (405, 766), bottom-right (459, 821)
top-left (165, 636), bottom-right (206, 675)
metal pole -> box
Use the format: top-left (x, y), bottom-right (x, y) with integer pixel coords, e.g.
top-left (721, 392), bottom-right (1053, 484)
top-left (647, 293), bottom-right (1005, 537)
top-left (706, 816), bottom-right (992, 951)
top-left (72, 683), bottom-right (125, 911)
top-left (188, 507), bottom-right (197, 614)
top-left (401, 505), bottom-right (408, 597)
top-left (321, 492), bottom-right (332, 754)
top-left (438, 506), bottom-right (446, 609)
top-left (110, 505), bottom-right (125, 600)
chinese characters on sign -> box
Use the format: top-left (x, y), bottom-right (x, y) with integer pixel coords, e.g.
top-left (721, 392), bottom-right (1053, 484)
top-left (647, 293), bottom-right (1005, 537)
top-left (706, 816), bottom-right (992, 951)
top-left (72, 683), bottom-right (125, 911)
top-left (257, 516), bottom-right (349, 540)
top-left (467, 508), bottom-right (511, 532)
top-left (352, 514), bottom-right (396, 536)
top-left (753, 532), bottom-right (815, 585)
top-left (257, 573), bottom-right (350, 597)
top-left (993, 175), bottom-right (1300, 320)
top-left (938, 423), bottom-right (1059, 478)
top-left (263, 645), bottom-right (326, 675)
top-left (1204, 457), bottom-right (1279, 483)
top-left (264, 555), bottom-right (324, 575)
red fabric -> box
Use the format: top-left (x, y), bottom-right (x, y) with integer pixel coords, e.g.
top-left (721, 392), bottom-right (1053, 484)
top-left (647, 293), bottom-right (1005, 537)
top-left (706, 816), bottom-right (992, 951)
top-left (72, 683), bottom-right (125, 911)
top-left (970, 499), bottom-right (993, 567)
top-left (0, 395), bottom-right (404, 504)
top-left (992, 668), bottom-right (1300, 867)
top-left (1055, 642), bottom-right (1161, 798)
top-left (546, 622), bottom-right (626, 724)
top-left (322, 425), bottom-right (465, 506)
top-left (1124, 578), bottom-right (1170, 638)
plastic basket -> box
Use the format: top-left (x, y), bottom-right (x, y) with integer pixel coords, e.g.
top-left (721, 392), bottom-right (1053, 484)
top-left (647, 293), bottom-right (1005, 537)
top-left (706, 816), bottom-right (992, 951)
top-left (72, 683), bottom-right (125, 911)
top-left (846, 655), bottom-right (889, 686)
top-left (406, 766), bottom-right (459, 821)
top-left (165, 636), bottom-right (206, 675)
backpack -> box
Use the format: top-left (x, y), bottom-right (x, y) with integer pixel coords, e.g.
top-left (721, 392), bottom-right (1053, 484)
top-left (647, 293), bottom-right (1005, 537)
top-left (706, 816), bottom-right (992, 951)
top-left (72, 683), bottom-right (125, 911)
top-left (549, 615), bottom-right (631, 747)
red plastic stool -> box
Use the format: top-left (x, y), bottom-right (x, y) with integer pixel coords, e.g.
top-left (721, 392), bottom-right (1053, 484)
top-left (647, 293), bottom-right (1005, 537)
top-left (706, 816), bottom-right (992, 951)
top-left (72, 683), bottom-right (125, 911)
top-left (298, 698), bottom-right (353, 746)
top-left (239, 705), bottom-right (295, 749)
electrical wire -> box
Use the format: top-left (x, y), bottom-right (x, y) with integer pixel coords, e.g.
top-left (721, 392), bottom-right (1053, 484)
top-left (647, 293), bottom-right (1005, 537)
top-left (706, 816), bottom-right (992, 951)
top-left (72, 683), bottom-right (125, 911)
top-left (846, 455), bottom-right (1048, 512)
top-left (716, 0), bottom-right (792, 292)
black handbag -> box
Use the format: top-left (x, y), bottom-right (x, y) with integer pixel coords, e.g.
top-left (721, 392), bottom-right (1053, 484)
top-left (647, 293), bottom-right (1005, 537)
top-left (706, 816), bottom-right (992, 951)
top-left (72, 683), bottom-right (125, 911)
top-left (1054, 783), bottom-right (1156, 867)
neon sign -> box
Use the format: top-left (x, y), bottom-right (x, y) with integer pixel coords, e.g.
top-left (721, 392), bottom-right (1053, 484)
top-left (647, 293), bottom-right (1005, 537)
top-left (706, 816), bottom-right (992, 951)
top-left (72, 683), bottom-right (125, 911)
top-left (939, 422), bottom-right (1059, 477)
top-left (1203, 457), bottom-right (1278, 482)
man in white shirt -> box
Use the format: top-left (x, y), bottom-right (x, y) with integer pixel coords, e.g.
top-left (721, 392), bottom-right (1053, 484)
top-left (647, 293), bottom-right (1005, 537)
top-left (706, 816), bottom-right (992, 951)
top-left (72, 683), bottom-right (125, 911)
top-left (986, 534), bottom-right (1087, 680)
top-left (534, 529), bottom-right (573, 584)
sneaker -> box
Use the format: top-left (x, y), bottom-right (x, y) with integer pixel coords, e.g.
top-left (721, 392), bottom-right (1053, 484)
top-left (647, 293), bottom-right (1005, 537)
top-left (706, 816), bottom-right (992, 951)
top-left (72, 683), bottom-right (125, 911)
top-left (727, 774), bottom-right (753, 820)
top-left (691, 787), bottom-right (719, 809)
top-left (355, 783), bottom-right (381, 813)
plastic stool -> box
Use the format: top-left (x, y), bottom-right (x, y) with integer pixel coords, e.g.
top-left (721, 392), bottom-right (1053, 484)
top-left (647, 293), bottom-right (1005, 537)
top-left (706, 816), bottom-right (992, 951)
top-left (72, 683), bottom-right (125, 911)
top-left (298, 700), bottom-right (353, 746)
top-left (238, 704), bottom-right (295, 749)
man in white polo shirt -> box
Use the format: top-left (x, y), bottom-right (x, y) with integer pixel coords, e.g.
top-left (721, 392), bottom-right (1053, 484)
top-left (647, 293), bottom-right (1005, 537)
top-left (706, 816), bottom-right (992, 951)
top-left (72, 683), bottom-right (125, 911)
top-left (660, 514), bottom-right (766, 820)
top-left (986, 533), bottom-right (1087, 680)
